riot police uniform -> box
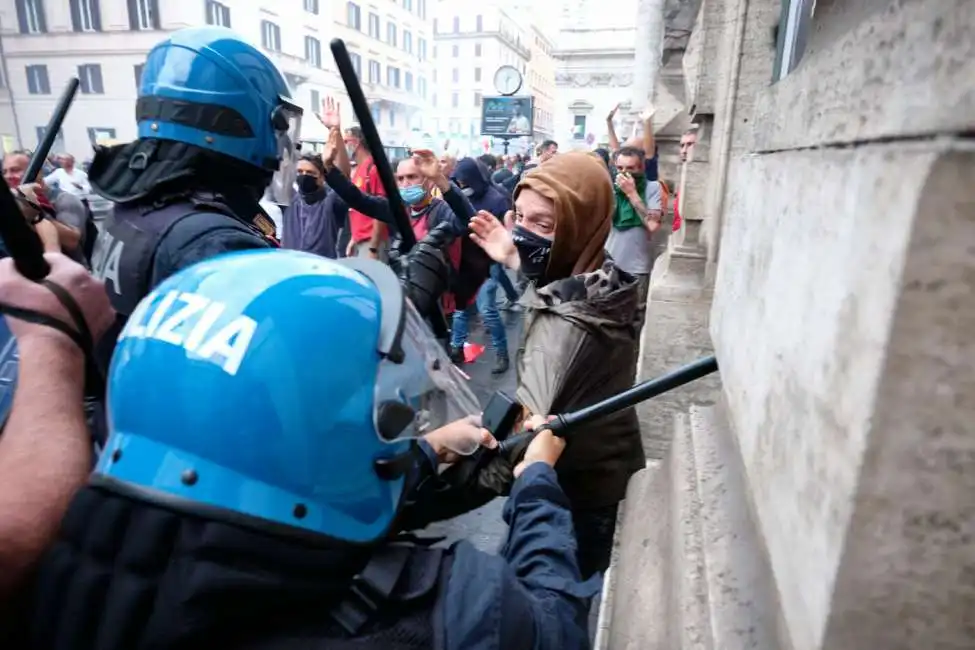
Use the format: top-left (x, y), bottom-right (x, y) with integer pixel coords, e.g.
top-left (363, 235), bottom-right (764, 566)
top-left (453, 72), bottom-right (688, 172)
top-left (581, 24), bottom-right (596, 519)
top-left (10, 247), bottom-right (598, 650)
top-left (87, 26), bottom-right (301, 373)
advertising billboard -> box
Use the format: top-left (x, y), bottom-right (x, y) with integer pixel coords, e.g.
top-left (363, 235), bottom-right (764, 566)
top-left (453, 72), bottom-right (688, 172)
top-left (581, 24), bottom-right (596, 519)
top-left (480, 95), bottom-right (534, 138)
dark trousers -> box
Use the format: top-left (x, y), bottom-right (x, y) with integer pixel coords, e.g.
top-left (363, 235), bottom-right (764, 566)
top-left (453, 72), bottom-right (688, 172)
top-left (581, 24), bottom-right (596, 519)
top-left (572, 503), bottom-right (620, 580)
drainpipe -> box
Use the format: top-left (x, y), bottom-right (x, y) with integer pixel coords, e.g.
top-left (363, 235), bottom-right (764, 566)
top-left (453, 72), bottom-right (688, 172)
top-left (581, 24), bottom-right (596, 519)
top-left (0, 16), bottom-right (25, 150)
top-left (706, 0), bottom-right (748, 268)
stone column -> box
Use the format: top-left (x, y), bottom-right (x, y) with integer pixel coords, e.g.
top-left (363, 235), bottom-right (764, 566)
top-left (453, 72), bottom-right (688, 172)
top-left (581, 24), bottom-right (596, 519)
top-left (632, 0), bottom-right (666, 108)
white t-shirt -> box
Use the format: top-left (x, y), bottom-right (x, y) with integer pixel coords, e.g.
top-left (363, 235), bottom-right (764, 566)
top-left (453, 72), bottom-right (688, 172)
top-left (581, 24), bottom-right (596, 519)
top-left (44, 167), bottom-right (91, 196)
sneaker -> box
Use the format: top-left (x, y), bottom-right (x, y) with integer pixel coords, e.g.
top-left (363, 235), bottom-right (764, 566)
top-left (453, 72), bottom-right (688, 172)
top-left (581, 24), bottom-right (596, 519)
top-left (449, 346), bottom-right (466, 365)
top-left (491, 352), bottom-right (510, 375)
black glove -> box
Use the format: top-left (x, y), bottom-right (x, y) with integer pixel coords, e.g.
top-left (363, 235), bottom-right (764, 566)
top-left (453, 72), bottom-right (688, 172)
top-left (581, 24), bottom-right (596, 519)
top-left (400, 241), bottom-right (449, 316)
top-left (397, 222), bottom-right (455, 316)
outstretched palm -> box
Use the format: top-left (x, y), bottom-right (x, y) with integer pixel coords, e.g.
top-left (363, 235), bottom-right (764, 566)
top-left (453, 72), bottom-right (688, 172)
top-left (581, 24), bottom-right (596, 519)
top-left (469, 211), bottom-right (519, 269)
top-left (319, 97), bottom-right (341, 129)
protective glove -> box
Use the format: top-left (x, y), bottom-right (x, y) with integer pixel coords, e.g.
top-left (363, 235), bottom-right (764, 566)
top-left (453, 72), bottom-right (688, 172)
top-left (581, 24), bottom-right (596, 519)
top-left (397, 222), bottom-right (454, 316)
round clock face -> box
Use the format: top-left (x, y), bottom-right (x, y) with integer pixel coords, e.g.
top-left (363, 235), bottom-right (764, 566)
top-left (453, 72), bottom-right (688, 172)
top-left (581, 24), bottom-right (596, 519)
top-left (494, 66), bottom-right (522, 96)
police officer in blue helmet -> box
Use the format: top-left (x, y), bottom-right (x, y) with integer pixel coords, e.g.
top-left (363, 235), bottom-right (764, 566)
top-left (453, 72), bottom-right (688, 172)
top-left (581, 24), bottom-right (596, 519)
top-left (87, 26), bottom-right (300, 375)
top-left (10, 250), bottom-right (598, 649)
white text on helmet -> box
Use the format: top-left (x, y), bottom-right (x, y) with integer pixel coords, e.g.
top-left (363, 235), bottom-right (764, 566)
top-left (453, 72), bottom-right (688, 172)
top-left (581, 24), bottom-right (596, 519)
top-left (120, 290), bottom-right (257, 376)
top-left (91, 230), bottom-right (123, 294)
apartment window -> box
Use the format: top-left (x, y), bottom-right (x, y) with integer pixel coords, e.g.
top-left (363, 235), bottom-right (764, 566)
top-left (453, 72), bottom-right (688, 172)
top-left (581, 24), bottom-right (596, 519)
top-left (350, 52), bottom-right (362, 78)
top-left (25, 65), bottom-right (50, 95)
top-left (368, 60), bottom-right (380, 84)
top-left (401, 0), bottom-right (412, 10)
top-left (418, 76), bottom-right (427, 99)
top-left (368, 13), bottom-right (379, 38)
top-left (451, 45), bottom-right (459, 57)
top-left (205, 0), bottom-right (230, 27)
top-left (371, 105), bottom-right (380, 123)
top-left (452, 17), bottom-right (459, 32)
top-left (387, 23), bottom-right (397, 47)
top-left (303, 0), bottom-right (319, 14)
top-left (387, 66), bottom-right (400, 88)
top-left (418, 0), bottom-right (426, 20)
top-left (403, 30), bottom-right (413, 54)
top-left (309, 89), bottom-right (321, 112)
top-left (78, 64), bottom-right (104, 94)
top-left (35, 127), bottom-right (64, 152)
top-left (15, 0), bottom-right (47, 34)
top-left (451, 92), bottom-right (458, 108)
top-left (473, 91), bottom-right (481, 107)
top-left (433, 19), bottom-right (437, 34)
top-left (451, 68), bottom-right (459, 83)
top-left (474, 43), bottom-right (481, 57)
top-left (773, 0), bottom-right (815, 81)
top-left (432, 45), bottom-right (438, 58)
top-left (418, 38), bottom-right (427, 61)
top-left (475, 15), bottom-right (482, 31)
top-left (133, 63), bottom-right (144, 89)
top-left (432, 69), bottom-right (437, 83)
top-left (388, 109), bottom-right (395, 128)
top-left (261, 20), bottom-right (281, 52)
top-left (70, 0), bottom-right (101, 32)
top-left (474, 67), bottom-right (481, 82)
top-left (347, 2), bottom-right (361, 30)
top-left (572, 115), bottom-right (586, 140)
top-left (431, 93), bottom-right (437, 107)
top-left (87, 127), bottom-right (116, 143)
top-left (304, 36), bottom-right (322, 67)
top-left (127, 0), bottom-right (159, 31)
top-left (404, 71), bottom-right (413, 92)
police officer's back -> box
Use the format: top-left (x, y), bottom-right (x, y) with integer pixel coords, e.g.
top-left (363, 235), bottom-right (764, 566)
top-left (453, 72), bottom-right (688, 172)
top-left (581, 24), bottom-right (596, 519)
top-left (17, 251), bottom-right (597, 650)
top-left (87, 26), bottom-right (299, 373)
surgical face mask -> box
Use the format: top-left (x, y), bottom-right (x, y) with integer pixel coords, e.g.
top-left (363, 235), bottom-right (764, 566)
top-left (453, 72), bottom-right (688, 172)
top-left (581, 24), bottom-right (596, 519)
top-left (461, 187), bottom-right (475, 198)
top-left (400, 184), bottom-right (427, 206)
top-left (296, 173), bottom-right (320, 195)
top-left (511, 225), bottom-right (553, 281)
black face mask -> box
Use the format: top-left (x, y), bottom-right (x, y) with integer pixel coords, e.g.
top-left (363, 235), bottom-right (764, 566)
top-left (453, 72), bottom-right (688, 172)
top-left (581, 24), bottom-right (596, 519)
top-left (297, 173), bottom-right (320, 195)
top-left (511, 225), bottom-right (553, 282)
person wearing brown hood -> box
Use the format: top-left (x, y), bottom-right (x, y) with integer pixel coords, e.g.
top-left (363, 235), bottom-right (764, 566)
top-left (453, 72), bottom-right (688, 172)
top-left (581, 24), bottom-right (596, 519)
top-left (469, 151), bottom-right (647, 579)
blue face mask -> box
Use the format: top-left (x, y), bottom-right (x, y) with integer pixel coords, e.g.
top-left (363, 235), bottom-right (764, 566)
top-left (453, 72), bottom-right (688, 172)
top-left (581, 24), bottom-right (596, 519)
top-left (400, 184), bottom-right (427, 206)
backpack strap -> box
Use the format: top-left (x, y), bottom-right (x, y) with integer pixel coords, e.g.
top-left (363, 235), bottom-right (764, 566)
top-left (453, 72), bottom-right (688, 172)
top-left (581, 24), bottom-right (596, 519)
top-left (329, 544), bottom-right (445, 635)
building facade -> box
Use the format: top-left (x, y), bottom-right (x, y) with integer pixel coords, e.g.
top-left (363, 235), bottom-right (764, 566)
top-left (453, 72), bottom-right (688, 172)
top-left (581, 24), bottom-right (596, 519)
top-left (430, 0), bottom-right (533, 156)
top-left (329, 0), bottom-right (433, 148)
top-left (0, 0), bottom-right (432, 160)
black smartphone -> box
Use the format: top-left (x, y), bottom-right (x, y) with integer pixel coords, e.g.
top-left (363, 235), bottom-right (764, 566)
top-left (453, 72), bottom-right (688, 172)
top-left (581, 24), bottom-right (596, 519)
top-left (481, 391), bottom-right (522, 442)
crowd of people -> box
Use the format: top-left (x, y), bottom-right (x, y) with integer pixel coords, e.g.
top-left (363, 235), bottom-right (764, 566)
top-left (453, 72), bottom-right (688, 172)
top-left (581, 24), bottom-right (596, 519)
top-left (0, 24), bottom-right (681, 650)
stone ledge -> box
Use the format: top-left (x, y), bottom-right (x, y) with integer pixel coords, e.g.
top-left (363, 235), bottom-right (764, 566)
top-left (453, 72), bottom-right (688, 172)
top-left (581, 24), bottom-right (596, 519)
top-left (602, 402), bottom-right (785, 649)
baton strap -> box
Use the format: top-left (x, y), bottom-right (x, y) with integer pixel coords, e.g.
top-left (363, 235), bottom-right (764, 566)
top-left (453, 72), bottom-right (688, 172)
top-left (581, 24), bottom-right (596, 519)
top-left (0, 279), bottom-right (94, 357)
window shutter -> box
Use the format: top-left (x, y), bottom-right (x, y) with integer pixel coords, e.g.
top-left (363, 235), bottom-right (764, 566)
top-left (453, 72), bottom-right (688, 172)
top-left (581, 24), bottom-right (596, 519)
top-left (36, 0), bottom-right (48, 32)
top-left (126, 0), bottom-right (138, 30)
top-left (92, 0), bottom-right (103, 31)
top-left (150, 0), bottom-right (160, 28)
top-left (92, 65), bottom-right (104, 93)
top-left (15, 0), bottom-right (28, 33)
top-left (69, 0), bottom-right (81, 31)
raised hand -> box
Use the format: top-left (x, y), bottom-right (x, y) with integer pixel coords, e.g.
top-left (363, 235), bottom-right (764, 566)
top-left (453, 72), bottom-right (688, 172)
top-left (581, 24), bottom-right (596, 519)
top-left (469, 211), bottom-right (519, 270)
top-left (412, 151), bottom-right (443, 179)
top-left (319, 96), bottom-right (342, 130)
top-left (607, 102), bottom-right (622, 120)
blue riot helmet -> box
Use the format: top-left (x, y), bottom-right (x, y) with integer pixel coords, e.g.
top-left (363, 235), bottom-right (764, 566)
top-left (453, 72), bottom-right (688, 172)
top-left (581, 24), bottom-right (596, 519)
top-left (137, 26), bottom-right (301, 183)
top-left (95, 251), bottom-right (480, 542)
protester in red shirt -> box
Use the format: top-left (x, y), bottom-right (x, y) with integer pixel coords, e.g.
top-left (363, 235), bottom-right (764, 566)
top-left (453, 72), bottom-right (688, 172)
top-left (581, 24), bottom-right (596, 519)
top-left (342, 126), bottom-right (388, 260)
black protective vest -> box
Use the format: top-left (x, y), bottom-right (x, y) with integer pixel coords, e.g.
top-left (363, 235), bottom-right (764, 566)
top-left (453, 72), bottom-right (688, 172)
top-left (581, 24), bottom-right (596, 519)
top-left (89, 196), bottom-right (269, 373)
top-left (14, 486), bottom-right (449, 650)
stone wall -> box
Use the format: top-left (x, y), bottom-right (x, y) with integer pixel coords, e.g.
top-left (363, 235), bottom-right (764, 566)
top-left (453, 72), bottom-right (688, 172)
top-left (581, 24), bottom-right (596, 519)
top-left (709, 1), bottom-right (975, 649)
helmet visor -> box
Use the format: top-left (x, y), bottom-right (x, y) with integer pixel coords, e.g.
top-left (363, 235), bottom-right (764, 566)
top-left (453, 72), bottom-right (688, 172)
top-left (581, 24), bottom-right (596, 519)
top-left (269, 99), bottom-right (303, 204)
top-left (373, 300), bottom-right (482, 454)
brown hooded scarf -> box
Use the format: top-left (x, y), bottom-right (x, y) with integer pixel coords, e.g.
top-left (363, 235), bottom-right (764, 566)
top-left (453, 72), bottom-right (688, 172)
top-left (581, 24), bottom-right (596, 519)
top-left (514, 151), bottom-right (615, 281)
